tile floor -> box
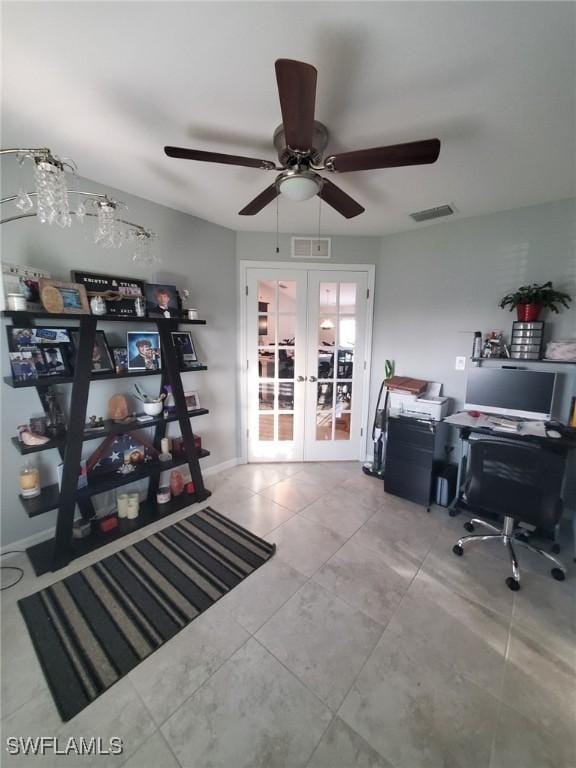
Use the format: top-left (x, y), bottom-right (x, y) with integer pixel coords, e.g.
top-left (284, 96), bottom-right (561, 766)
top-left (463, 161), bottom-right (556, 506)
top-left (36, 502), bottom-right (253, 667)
top-left (1, 461), bottom-right (575, 768)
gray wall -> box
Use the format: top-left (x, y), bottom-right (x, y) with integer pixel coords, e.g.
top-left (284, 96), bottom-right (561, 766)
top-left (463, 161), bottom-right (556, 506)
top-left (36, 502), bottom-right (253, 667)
top-left (1, 164), bottom-right (236, 546)
top-left (372, 198), bottom-right (576, 506)
top-left (235, 232), bottom-right (380, 265)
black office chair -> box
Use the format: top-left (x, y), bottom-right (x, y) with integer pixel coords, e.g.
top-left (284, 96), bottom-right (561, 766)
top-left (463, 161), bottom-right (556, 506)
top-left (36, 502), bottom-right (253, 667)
top-left (452, 436), bottom-right (567, 590)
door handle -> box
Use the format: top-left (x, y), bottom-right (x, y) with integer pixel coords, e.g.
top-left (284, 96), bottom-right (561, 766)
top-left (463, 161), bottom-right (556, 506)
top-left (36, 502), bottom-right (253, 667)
top-left (296, 375), bottom-right (307, 382)
top-left (309, 375), bottom-right (318, 382)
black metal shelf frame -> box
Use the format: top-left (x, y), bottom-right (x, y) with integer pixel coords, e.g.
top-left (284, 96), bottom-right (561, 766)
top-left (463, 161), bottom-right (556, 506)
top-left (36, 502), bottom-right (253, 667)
top-left (3, 312), bottom-right (211, 574)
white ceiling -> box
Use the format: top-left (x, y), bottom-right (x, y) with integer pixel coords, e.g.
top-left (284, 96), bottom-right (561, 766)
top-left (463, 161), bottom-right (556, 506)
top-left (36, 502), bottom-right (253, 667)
top-left (3, 2), bottom-right (575, 236)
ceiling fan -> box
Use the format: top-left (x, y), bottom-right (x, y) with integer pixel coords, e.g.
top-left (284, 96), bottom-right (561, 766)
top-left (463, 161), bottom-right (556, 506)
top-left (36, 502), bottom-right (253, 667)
top-left (164, 59), bottom-right (441, 219)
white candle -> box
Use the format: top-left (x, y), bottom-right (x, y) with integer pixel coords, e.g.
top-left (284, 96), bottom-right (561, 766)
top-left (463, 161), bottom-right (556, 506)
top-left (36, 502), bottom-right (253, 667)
top-left (117, 494), bottom-right (129, 518)
top-left (126, 493), bottom-right (140, 520)
top-left (160, 437), bottom-right (170, 455)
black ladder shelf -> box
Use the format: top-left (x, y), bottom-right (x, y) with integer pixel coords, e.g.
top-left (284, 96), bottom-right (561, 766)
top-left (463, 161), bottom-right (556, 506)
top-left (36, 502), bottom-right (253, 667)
top-left (3, 311), bottom-right (211, 575)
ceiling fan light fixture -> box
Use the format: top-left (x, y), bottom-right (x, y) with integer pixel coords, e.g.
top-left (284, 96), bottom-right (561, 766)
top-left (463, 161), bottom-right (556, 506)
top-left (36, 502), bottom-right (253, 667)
top-left (277, 170), bottom-right (321, 201)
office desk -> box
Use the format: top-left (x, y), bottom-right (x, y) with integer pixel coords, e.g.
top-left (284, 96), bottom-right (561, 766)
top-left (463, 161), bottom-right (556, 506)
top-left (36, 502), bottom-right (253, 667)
top-left (445, 412), bottom-right (576, 551)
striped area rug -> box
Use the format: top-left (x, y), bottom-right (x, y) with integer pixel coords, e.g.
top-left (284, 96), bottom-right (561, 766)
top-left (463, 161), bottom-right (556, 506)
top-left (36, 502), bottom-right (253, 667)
top-left (19, 507), bottom-right (275, 721)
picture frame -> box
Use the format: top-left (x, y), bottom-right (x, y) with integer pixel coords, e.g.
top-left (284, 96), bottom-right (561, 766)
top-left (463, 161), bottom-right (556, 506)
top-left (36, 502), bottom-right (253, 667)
top-left (184, 390), bottom-right (201, 410)
top-left (7, 325), bottom-right (74, 352)
top-left (39, 279), bottom-right (90, 315)
top-left (111, 347), bottom-right (128, 374)
top-left (127, 331), bottom-right (162, 371)
top-left (71, 330), bottom-right (114, 373)
top-left (144, 283), bottom-right (179, 318)
top-left (171, 331), bottom-right (198, 367)
top-left (9, 350), bottom-right (38, 382)
top-left (9, 344), bottom-right (72, 381)
top-left (36, 344), bottom-right (71, 378)
top-left (71, 271), bottom-right (145, 317)
top-left (1, 262), bottom-right (51, 312)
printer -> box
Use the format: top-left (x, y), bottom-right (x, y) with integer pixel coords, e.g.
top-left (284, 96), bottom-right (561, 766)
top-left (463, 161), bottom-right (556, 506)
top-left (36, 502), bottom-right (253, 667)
top-left (389, 382), bottom-right (449, 421)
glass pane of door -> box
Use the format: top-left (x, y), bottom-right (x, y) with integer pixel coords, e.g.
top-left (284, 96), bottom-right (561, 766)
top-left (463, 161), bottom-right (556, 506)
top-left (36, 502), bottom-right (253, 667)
top-left (305, 270), bottom-right (368, 461)
top-left (313, 280), bottom-right (356, 443)
top-left (248, 270), bottom-right (306, 461)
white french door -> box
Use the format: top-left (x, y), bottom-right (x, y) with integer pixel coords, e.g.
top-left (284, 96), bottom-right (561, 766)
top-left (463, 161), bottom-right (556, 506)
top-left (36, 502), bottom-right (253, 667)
top-left (246, 269), bottom-right (308, 461)
top-left (304, 270), bottom-right (368, 460)
top-left (244, 265), bottom-right (372, 462)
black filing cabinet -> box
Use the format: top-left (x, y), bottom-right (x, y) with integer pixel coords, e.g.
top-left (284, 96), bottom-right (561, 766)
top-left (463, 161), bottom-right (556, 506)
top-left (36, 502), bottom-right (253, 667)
top-left (384, 416), bottom-right (447, 508)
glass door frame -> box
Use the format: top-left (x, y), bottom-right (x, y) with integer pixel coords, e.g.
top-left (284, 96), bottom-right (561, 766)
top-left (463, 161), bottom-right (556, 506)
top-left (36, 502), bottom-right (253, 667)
top-left (239, 260), bottom-right (375, 464)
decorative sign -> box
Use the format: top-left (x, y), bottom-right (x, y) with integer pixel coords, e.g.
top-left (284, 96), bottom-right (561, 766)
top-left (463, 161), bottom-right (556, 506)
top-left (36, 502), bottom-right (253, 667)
top-left (71, 271), bottom-right (144, 316)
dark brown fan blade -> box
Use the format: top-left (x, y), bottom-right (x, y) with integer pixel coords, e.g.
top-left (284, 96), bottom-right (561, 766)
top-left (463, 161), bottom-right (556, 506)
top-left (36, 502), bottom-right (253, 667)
top-left (164, 146), bottom-right (276, 170)
top-left (275, 59), bottom-right (317, 151)
top-left (328, 138), bottom-right (441, 173)
top-left (238, 184), bottom-right (280, 216)
top-left (318, 179), bottom-right (365, 219)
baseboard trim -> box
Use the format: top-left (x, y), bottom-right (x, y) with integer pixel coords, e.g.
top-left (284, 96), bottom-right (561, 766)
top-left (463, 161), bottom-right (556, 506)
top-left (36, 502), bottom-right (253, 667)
top-left (1, 457), bottom-right (242, 555)
top-left (203, 457), bottom-right (241, 476)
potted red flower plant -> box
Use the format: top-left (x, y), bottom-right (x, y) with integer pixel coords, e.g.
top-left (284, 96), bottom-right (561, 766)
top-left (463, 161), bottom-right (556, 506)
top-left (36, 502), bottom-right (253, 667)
top-left (499, 281), bottom-right (572, 321)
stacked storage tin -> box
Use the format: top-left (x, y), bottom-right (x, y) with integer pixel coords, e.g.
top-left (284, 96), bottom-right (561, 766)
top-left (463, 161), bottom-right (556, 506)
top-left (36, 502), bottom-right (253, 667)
top-left (510, 321), bottom-right (544, 360)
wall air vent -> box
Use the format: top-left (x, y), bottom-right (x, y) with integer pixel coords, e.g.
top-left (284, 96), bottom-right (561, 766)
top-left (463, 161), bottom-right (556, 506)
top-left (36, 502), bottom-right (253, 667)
top-left (291, 237), bottom-right (331, 260)
top-left (410, 204), bottom-right (455, 223)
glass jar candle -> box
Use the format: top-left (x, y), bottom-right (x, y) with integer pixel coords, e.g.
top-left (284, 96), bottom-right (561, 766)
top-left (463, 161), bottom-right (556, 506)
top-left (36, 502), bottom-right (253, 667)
top-left (20, 464), bottom-right (40, 498)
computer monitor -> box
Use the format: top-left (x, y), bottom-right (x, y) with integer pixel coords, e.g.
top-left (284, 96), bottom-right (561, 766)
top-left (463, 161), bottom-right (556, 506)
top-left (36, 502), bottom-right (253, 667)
top-left (464, 368), bottom-right (557, 420)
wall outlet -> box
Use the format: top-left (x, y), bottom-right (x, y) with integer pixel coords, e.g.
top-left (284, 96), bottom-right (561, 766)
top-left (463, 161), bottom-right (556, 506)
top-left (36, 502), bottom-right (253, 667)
top-left (455, 356), bottom-right (467, 371)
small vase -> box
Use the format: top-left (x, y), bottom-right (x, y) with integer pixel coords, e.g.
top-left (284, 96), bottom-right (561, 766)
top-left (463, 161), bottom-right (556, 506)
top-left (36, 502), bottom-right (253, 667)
top-left (516, 303), bottom-right (542, 322)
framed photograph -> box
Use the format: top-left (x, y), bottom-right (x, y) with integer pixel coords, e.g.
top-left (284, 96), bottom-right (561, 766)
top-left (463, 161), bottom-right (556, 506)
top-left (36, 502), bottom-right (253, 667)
top-left (37, 345), bottom-right (70, 377)
top-left (172, 331), bottom-right (198, 367)
top-left (111, 347), bottom-right (128, 374)
top-left (39, 279), bottom-right (90, 315)
top-left (127, 331), bottom-right (162, 371)
top-left (569, 397), bottom-right (576, 429)
top-left (9, 351), bottom-right (38, 382)
top-left (184, 390), bottom-right (201, 410)
top-left (144, 283), bottom-right (179, 318)
top-left (71, 271), bottom-right (144, 317)
top-left (1, 262), bottom-right (51, 312)
top-left (71, 330), bottom-right (114, 373)
top-left (7, 326), bottom-right (73, 351)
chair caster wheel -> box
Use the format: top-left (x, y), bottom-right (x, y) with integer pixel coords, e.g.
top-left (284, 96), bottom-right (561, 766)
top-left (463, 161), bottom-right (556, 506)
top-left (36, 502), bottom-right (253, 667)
top-left (448, 509), bottom-right (458, 518)
top-left (506, 577), bottom-right (520, 591)
top-left (463, 522), bottom-right (474, 533)
top-left (551, 568), bottom-right (565, 581)
top-left (452, 544), bottom-right (464, 556)
top-left (551, 544), bottom-right (561, 555)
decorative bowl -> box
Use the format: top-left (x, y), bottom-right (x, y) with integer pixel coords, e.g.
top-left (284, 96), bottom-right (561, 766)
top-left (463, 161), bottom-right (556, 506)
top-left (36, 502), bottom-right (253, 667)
top-left (142, 400), bottom-right (163, 416)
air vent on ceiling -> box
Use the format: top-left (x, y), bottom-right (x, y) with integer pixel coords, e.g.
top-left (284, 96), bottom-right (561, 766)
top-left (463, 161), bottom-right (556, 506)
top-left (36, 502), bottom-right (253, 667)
top-left (410, 204), bottom-right (455, 223)
top-left (291, 237), bottom-right (331, 260)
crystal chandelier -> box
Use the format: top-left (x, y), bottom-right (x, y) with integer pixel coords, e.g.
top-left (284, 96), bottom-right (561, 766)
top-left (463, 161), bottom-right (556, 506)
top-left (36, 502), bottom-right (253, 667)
top-left (15, 149), bottom-right (75, 228)
top-left (130, 229), bottom-right (158, 265)
top-left (1, 147), bottom-right (160, 264)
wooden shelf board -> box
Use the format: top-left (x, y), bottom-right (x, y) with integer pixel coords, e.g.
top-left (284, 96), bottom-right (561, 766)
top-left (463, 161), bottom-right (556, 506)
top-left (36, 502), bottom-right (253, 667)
top-left (1, 310), bottom-right (206, 325)
top-left (11, 409), bottom-right (209, 455)
top-left (471, 358), bottom-right (576, 365)
top-left (19, 449), bottom-right (210, 517)
top-left (3, 366), bottom-right (208, 389)
top-left (25, 487), bottom-right (212, 576)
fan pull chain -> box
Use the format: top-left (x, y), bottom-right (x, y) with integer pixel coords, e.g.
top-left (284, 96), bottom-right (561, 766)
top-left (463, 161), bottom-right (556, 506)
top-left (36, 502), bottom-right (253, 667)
top-left (317, 197), bottom-right (322, 251)
top-left (275, 195), bottom-right (280, 254)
